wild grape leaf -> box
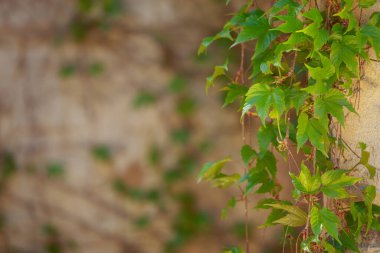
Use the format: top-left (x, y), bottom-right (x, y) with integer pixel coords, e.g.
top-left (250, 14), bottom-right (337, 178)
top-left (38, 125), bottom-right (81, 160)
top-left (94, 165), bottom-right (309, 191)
top-left (257, 124), bottom-right (276, 152)
top-left (306, 55), bottom-right (335, 82)
top-left (359, 0), bottom-right (377, 8)
top-left (272, 15), bottom-right (303, 33)
top-left (233, 11), bottom-right (270, 46)
top-left (267, 203), bottom-right (307, 227)
top-left (285, 88), bottom-right (309, 114)
top-left (211, 173), bottom-right (241, 188)
top-left (270, 0), bottom-right (300, 17)
top-left (334, 0), bottom-right (357, 33)
top-left (198, 158), bottom-right (232, 183)
top-left (320, 208), bottom-right (342, 244)
top-left (340, 231), bottom-right (360, 252)
top-left (314, 88), bottom-right (355, 125)
top-left (298, 8), bottom-right (328, 51)
top-left (243, 83), bottom-right (285, 124)
top-left (359, 142), bottom-right (377, 178)
top-left (296, 112), bottom-right (328, 154)
top-left (330, 36), bottom-right (359, 76)
top-left (290, 163), bottom-right (321, 194)
top-left (361, 24), bottom-right (380, 57)
top-left (310, 206), bottom-right (322, 237)
top-left (364, 185), bottom-right (376, 232)
top-left (223, 84), bottom-right (248, 107)
top-left (241, 145), bottom-right (257, 167)
top-left (198, 27), bottom-right (233, 55)
top-left (206, 60), bottom-right (229, 94)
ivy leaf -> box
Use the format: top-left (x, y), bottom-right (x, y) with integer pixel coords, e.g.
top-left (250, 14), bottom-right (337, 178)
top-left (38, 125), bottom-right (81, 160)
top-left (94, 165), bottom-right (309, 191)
top-left (311, 206), bottom-right (322, 237)
top-left (198, 158), bottom-right (232, 183)
top-left (266, 203), bottom-right (307, 227)
top-left (340, 230), bottom-right (360, 252)
top-left (334, 0), bottom-right (358, 33)
top-left (364, 185), bottom-right (376, 232)
top-left (361, 24), bottom-right (380, 58)
top-left (319, 208), bottom-right (342, 244)
top-left (330, 36), bottom-right (359, 76)
top-left (272, 15), bottom-right (303, 33)
top-left (206, 60), bottom-right (229, 94)
top-left (359, 0), bottom-right (377, 8)
top-left (285, 88), bottom-right (309, 114)
top-left (243, 83), bottom-right (285, 124)
top-left (233, 11), bottom-right (270, 46)
top-left (312, 207), bottom-right (342, 244)
top-left (321, 170), bottom-right (361, 188)
top-left (290, 163), bottom-right (321, 194)
top-left (298, 8), bottom-right (328, 51)
top-left (322, 187), bottom-right (351, 199)
top-left (273, 213), bottom-right (308, 227)
top-left (306, 55), bottom-right (335, 82)
top-left (314, 88), bottom-right (355, 125)
top-left (270, 0), bottom-right (300, 17)
top-left (211, 173), bottom-right (241, 188)
top-left (223, 246), bottom-right (244, 253)
top-left (296, 113), bottom-right (328, 155)
top-left (359, 143), bottom-right (377, 178)
top-left (241, 145), bottom-right (257, 167)
top-left (223, 84), bottom-right (248, 107)
top-left (198, 27), bottom-right (233, 55)
top-left (257, 124), bottom-right (277, 152)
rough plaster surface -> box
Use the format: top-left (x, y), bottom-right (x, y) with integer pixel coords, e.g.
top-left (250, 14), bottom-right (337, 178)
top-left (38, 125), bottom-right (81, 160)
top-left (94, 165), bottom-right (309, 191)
top-left (0, 1), bottom-right (282, 253)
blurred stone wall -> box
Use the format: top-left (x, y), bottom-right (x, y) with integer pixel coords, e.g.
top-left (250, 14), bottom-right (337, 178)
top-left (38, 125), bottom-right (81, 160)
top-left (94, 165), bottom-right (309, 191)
top-left (0, 1), bottom-right (287, 253)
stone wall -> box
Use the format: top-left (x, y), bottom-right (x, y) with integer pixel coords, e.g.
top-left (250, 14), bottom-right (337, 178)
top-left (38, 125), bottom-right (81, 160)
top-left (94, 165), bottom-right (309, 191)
top-left (0, 1), bottom-right (285, 253)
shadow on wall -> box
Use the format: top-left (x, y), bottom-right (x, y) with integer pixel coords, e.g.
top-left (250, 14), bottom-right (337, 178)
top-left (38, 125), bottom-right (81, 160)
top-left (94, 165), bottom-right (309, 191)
top-left (0, 0), bottom-right (289, 253)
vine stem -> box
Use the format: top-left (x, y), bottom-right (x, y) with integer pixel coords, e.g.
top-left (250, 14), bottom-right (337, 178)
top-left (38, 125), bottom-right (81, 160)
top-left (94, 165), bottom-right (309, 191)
top-left (240, 40), bottom-right (250, 253)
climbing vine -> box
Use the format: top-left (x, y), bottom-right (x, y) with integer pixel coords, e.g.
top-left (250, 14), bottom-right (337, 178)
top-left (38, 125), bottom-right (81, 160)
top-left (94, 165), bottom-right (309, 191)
top-left (198, 0), bottom-right (380, 252)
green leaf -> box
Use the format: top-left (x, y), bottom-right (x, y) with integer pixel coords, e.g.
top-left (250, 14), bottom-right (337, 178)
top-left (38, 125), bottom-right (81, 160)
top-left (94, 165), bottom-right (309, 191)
top-left (306, 55), bottom-right (335, 82)
top-left (364, 185), bottom-right (376, 232)
top-left (296, 113), bottom-right (328, 154)
top-left (211, 173), bottom-right (241, 188)
top-left (273, 213), bottom-right (307, 227)
top-left (272, 15), bottom-right (303, 33)
top-left (322, 186), bottom-right (350, 199)
top-left (314, 89), bottom-right (355, 125)
top-left (47, 163), bottom-right (65, 178)
top-left (290, 163), bottom-right (321, 194)
top-left (267, 203), bottom-right (307, 227)
top-left (334, 0), bottom-right (358, 33)
top-left (359, 143), bottom-right (377, 178)
top-left (321, 170), bottom-right (361, 188)
top-left (133, 91), bottom-right (156, 108)
top-left (223, 84), bottom-right (248, 107)
top-left (297, 9), bottom-right (328, 51)
top-left (359, 0), bottom-right (376, 8)
top-left (206, 60), bottom-right (229, 94)
top-left (285, 88), bottom-right (309, 114)
top-left (233, 12), bottom-right (270, 45)
top-left (223, 246), bottom-right (244, 253)
top-left (340, 230), bottom-right (359, 252)
top-left (198, 158), bottom-right (232, 183)
top-left (311, 206), bottom-right (322, 237)
top-left (257, 125), bottom-right (276, 152)
top-left (241, 145), bottom-right (257, 167)
top-left (270, 0), bottom-right (300, 17)
top-left (243, 83), bottom-right (285, 124)
top-left (361, 24), bottom-right (380, 57)
top-left (330, 36), bottom-right (359, 76)
top-left (198, 27), bottom-right (233, 55)
top-left (321, 169), bottom-right (360, 199)
top-left (320, 207), bottom-right (342, 244)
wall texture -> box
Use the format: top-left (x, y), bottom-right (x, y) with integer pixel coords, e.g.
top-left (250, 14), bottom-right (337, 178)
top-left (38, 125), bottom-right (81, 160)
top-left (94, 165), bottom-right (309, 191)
top-left (0, 1), bottom-right (284, 253)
